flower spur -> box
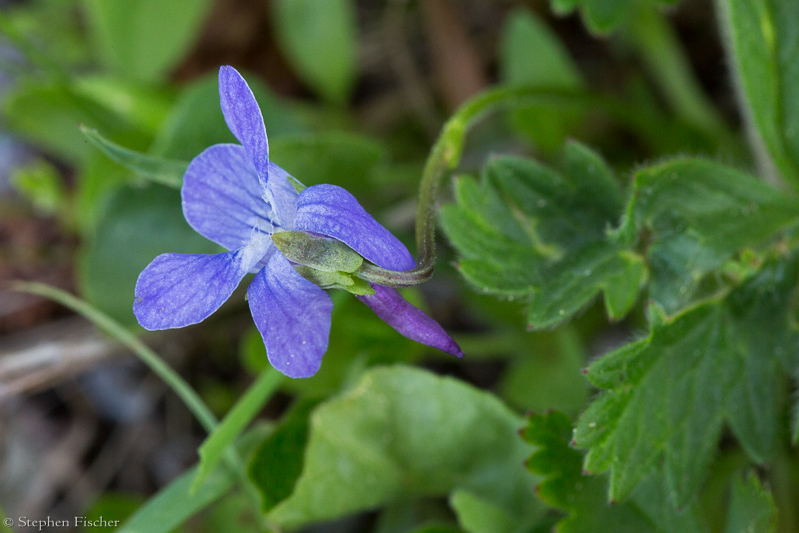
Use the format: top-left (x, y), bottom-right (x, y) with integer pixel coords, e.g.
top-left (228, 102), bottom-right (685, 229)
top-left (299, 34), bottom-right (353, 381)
top-left (133, 66), bottom-right (462, 378)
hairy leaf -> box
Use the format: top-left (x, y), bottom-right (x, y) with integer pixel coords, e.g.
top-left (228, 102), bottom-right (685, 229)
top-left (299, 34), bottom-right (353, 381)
top-left (442, 141), bottom-right (640, 328)
top-left (522, 411), bottom-right (703, 533)
top-left (575, 255), bottom-right (799, 505)
top-left (623, 157), bottom-right (799, 312)
top-left (724, 473), bottom-right (777, 533)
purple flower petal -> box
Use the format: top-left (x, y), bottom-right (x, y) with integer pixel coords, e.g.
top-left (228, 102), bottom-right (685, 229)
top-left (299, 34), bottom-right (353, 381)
top-left (294, 184), bottom-right (416, 271)
top-left (357, 284), bottom-right (463, 357)
top-left (134, 238), bottom-right (272, 330)
top-left (182, 144), bottom-right (275, 251)
top-left (248, 251), bottom-right (333, 378)
top-left (219, 66), bottom-right (269, 184)
top-left (265, 161), bottom-right (299, 229)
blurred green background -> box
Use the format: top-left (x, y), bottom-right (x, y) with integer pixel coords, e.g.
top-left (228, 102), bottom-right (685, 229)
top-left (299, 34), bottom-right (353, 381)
top-left (0, 0), bottom-right (743, 531)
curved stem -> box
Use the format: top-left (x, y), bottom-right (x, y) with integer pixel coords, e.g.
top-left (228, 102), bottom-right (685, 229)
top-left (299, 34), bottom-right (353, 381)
top-left (357, 86), bottom-right (647, 287)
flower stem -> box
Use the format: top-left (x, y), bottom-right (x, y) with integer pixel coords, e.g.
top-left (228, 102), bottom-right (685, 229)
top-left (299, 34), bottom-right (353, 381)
top-left (357, 87), bottom-right (620, 287)
top-left (357, 81), bottom-right (738, 288)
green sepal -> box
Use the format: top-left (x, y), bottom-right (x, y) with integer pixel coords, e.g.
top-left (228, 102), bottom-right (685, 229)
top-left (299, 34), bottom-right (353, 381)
top-left (340, 276), bottom-right (374, 296)
top-left (272, 230), bottom-right (363, 273)
top-left (287, 176), bottom-right (306, 194)
top-left (294, 266), bottom-right (375, 296)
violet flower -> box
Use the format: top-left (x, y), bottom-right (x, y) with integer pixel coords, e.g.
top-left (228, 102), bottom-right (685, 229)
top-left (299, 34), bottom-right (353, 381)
top-left (133, 66), bottom-right (462, 378)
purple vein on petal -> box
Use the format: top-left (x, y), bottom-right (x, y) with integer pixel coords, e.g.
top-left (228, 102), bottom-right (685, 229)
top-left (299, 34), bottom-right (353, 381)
top-left (247, 251), bottom-right (333, 378)
top-left (218, 66), bottom-right (269, 186)
top-left (182, 144), bottom-right (276, 251)
top-left (294, 184), bottom-right (416, 271)
top-left (134, 237), bottom-right (272, 330)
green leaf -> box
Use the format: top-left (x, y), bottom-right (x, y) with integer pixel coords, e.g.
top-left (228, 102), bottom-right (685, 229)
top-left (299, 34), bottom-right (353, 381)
top-left (720, 0), bottom-right (799, 185)
top-left (11, 159), bottom-right (67, 217)
top-left (119, 460), bottom-right (235, 533)
top-left (270, 132), bottom-right (387, 200)
top-left (441, 141), bottom-right (639, 328)
top-left (449, 490), bottom-right (519, 533)
top-left (1, 79), bottom-right (145, 163)
top-left (628, 158), bottom-right (799, 254)
top-left (551, 0), bottom-right (580, 15)
top-left (117, 423), bottom-right (270, 533)
top-left (488, 148), bottom-right (618, 250)
top-left (84, 493), bottom-right (145, 532)
top-left (500, 9), bottom-right (583, 89)
top-left (193, 369), bottom-right (283, 492)
top-left (527, 243), bottom-right (644, 329)
top-left (522, 412), bottom-right (585, 511)
top-left (551, 0), bottom-right (681, 34)
top-left (582, 0), bottom-right (636, 34)
top-left (73, 152), bottom-right (139, 232)
top-left (724, 256), bottom-right (799, 460)
top-left (204, 494), bottom-right (263, 533)
top-left (78, 184), bottom-right (218, 325)
top-left (575, 255), bottom-right (799, 505)
top-left (149, 72), bottom-right (307, 162)
top-left (499, 8), bottom-right (584, 151)
top-left (73, 75), bottom-right (173, 135)
top-left (408, 526), bottom-right (463, 533)
top-left (0, 1), bottom-right (89, 72)
top-left (500, 327), bottom-right (590, 415)
top-left (81, 126), bottom-right (187, 188)
top-left (272, 0), bottom-right (357, 104)
top-left (248, 397), bottom-right (322, 513)
top-left (625, 158), bottom-right (799, 312)
top-left (81, 0), bottom-right (213, 82)
top-left (794, 393), bottom-right (799, 444)
top-left (724, 473), bottom-right (777, 533)
top-left (522, 411), bottom-right (703, 533)
top-left (268, 366), bottom-right (542, 529)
